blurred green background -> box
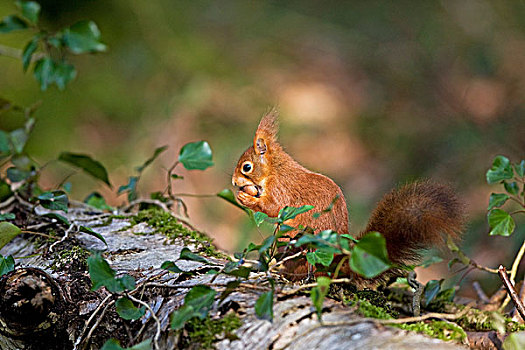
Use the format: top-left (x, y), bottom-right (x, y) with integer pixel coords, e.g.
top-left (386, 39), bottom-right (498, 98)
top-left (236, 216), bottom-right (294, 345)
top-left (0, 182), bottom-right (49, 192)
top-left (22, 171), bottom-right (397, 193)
top-left (1, 0), bottom-right (524, 296)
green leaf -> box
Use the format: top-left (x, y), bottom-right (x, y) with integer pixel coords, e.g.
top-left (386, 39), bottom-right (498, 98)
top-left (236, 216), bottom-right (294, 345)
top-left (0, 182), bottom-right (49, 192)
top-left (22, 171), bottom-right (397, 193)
top-left (173, 285), bottom-right (217, 327)
top-left (253, 212), bottom-right (269, 227)
top-left (486, 155), bottom-right (514, 184)
top-left (179, 247), bottom-right (210, 264)
top-left (87, 253), bottom-right (135, 293)
top-left (515, 160), bottom-right (525, 178)
top-left (503, 331), bottom-right (525, 350)
top-left (59, 152), bottom-right (111, 186)
top-left (422, 279), bottom-right (442, 307)
top-left (115, 297), bottom-right (146, 320)
top-left (38, 190), bottom-right (69, 212)
top-left (101, 339), bottom-right (152, 350)
top-left (0, 213), bottom-right (15, 221)
top-left (0, 254), bottom-right (15, 276)
top-left (217, 189), bottom-right (245, 210)
top-left (22, 36), bottom-right (39, 71)
top-left (488, 193), bottom-right (509, 211)
top-left (258, 235), bottom-right (275, 254)
top-left (0, 180), bottom-right (12, 202)
top-left (53, 61), bottom-right (77, 90)
top-left (488, 209), bottom-right (515, 237)
top-left (9, 128), bottom-right (28, 154)
top-left (278, 205), bottom-right (314, 223)
top-left (306, 248), bottom-right (334, 267)
top-left (255, 291), bottom-right (274, 321)
top-left (0, 222), bottom-right (21, 249)
top-left (0, 131), bottom-right (10, 157)
top-left (219, 280), bottom-right (241, 303)
top-left (118, 176), bottom-right (138, 202)
top-left (6, 167), bottom-right (31, 182)
top-left (136, 145), bottom-right (168, 173)
top-left (0, 15), bottom-right (28, 33)
top-left (223, 262), bottom-right (251, 279)
top-left (79, 225), bottom-right (107, 245)
top-left (33, 57), bottom-right (55, 91)
top-left (349, 231), bottom-right (391, 278)
top-left (63, 20), bottom-right (107, 54)
top-left (419, 255), bottom-right (443, 268)
top-left (16, 1), bottom-right (40, 25)
top-left (504, 182), bottom-right (519, 196)
top-left (84, 192), bottom-right (113, 211)
top-left (310, 276), bottom-right (330, 319)
top-left (161, 260), bottom-right (183, 273)
top-left (178, 141), bottom-right (214, 170)
top-left (42, 213), bottom-right (70, 225)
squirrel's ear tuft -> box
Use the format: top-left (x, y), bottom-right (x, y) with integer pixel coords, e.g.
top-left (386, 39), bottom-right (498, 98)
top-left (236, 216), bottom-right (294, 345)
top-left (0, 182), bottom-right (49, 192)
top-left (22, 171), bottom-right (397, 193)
top-left (254, 109), bottom-right (279, 155)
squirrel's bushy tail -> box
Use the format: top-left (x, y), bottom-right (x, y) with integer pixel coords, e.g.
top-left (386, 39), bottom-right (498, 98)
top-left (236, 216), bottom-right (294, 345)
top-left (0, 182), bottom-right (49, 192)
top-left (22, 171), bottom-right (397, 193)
top-left (360, 181), bottom-right (466, 267)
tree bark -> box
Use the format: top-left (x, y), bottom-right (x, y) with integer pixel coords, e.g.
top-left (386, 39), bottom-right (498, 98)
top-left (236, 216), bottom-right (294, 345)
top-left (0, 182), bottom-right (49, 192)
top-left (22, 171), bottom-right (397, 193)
top-left (0, 207), bottom-right (465, 350)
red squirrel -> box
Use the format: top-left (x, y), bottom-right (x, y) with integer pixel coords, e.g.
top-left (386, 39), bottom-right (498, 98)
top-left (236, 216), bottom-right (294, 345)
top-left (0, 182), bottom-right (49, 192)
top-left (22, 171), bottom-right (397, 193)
top-left (232, 111), bottom-right (465, 284)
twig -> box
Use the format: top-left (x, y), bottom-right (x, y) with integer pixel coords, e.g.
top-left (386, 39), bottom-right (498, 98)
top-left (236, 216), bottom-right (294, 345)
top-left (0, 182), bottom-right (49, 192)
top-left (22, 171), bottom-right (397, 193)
top-left (280, 278), bottom-right (353, 296)
top-left (498, 265), bottom-right (525, 321)
top-left (500, 240), bottom-right (525, 311)
top-left (82, 300), bottom-right (115, 350)
top-left (0, 196), bottom-right (15, 210)
top-left (472, 281), bottom-right (490, 304)
top-left (73, 294), bottom-right (112, 350)
top-left (49, 223), bottom-right (75, 252)
top-left (269, 250), bottom-right (305, 272)
top-left (470, 260), bottom-right (499, 274)
top-left (124, 198), bottom-right (171, 213)
top-left (21, 230), bottom-right (60, 241)
top-left (127, 295), bottom-right (161, 350)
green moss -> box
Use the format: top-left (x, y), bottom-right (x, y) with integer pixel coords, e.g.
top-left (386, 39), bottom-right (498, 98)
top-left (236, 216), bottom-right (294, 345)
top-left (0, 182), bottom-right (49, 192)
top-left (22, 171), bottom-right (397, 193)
top-left (92, 214), bottom-right (130, 228)
top-left (49, 244), bottom-right (90, 272)
top-left (184, 313), bottom-right (241, 349)
top-left (397, 320), bottom-right (467, 343)
top-left (349, 295), bottom-right (395, 320)
top-left (130, 209), bottom-right (229, 259)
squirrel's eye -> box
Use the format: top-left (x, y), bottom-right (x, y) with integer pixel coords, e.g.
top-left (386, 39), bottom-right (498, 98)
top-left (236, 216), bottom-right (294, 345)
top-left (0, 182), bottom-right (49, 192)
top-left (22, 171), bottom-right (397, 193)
top-left (242, 162), bottom-right (253, 174)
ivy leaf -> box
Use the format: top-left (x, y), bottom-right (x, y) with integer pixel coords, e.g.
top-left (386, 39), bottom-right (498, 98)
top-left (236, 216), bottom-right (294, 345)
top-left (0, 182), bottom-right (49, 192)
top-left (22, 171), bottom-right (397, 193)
top-left (253, 212), bottom-right (269, 227)
top-left (486, 155), bottom-right (514, 184)
top-left (22, 36), bottom-right (39, 72)
top-left (0, 131), bottom-right (10, 157)
top-left (15, 1), bottom-right (40, 25)
top-left (33, 57), bottom-right (55, 91)
top-left (258, 235), bottom-right (275, 254)
top-left (504, 182), bottom-right (519, 196)
top-left (178, 141), bottom-right (214, 170)
top-left (179, 247), bottom-right (210, 264)
top-left (6, 167), bottom-right (31, 182)
top-left (306, 248), bottom-right (334, 267)
top-left (0, 254), bottom-right (15, 276)
top-left (53, 61), bottom-right (77, 90)
top-left (0, 213), bottom-right (15, 221)
top-left (59, 152), bottom-right (111, 186)
top-left (310, 276), bottom-right (330, 320)
top-left (38, 190), bottom-right (69, 212)
top-left (515, 160), bottom-right (525, 178)
top-left (0, 222), bottom-right (21, 249)
top-left (87, 253), bottom-right (136, 293)
top-left (115, 297), bottom-right (146, 320)
top-left (136, 145), bottom-right (168, 173)
top-left (0, 15), bottom-right (28, 33)
top-left (161, 260), bottom-right (183, 273)
top-left (488, 209), bottom-right (515, 237)
top-left (223, 261), bottom-right (251, 278)
top-left (170, 285), bottom-right (217, 330)
top-left (118, 176), bottom-right (138, 202)
top-left (84, 192), bottom-right (113, 211)
top-left (278, 205), bottom-right (314, 223)
top-left (101, 339), bottom-right (152, 350)
top-left (217, 188), bottom-right (245, 210)
top-left (9, 128), bottom-right (28, 154)
top-left (219, 280), bottom-right (241, 303)
top-left (79, 225), bottom-right (107, 245)
top-left (42, 213), bottom-right (70, 225)
top-left (502, 331), bottom-right (525, 350)
top-left (422, 279), bottom-right (442, 307)
top-left (255, 291), bottom-right (274, 321)
top-left (349, 231), bottom-right (391, 278)
top-left (63, 20), bottom-right (107, 54)
top-left (488, 193), bottom-right (509, 211)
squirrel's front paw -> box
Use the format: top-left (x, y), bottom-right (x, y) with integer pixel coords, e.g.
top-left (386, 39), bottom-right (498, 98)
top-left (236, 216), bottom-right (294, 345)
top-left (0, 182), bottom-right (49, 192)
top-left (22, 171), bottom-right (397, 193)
top-left (237, 191), bottom-right (259, 208)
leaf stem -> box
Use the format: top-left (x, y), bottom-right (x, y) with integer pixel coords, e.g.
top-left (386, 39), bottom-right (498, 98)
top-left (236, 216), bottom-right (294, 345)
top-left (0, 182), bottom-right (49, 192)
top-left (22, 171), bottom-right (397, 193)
top-left (500, 240), bottom-right (525, 311)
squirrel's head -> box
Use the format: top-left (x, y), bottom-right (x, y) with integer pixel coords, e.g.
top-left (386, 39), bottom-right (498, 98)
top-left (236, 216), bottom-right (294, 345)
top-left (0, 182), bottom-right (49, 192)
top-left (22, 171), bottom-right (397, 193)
top-left (232, 110), bottom-right (279, 199)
